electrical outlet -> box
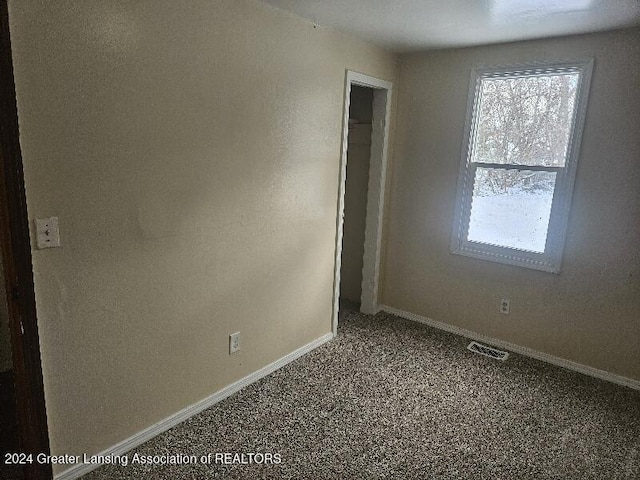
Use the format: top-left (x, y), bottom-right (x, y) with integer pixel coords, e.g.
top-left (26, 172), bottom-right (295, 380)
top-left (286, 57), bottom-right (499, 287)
top-left (500, 299), bottom-right (510, 315)
top-left (35, 217), bottom-right (61, 249)
top-left (229, 332), bottom-right (241, 354)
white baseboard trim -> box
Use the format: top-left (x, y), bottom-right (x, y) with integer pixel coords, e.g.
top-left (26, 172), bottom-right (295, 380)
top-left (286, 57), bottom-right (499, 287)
top-left (55, 332), bottom-right (334, 480)
top-left (380, 305), bottom-right (640, 391)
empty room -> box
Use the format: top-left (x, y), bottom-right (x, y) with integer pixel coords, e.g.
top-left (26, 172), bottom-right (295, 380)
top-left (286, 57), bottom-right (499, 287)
top-left (0, 0), bottom-right (638, 479)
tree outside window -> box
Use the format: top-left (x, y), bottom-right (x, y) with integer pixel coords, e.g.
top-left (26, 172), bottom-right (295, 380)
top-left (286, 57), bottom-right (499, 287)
top-left (451, 60), bottom-right (593, 272)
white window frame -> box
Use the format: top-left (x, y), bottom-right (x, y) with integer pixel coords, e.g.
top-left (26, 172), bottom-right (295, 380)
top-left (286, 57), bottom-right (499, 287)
top-left (451, 59), bottom-right (593, 273)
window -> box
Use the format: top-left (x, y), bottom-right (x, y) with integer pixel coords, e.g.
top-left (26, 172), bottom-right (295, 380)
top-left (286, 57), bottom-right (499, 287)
top-left (451, 60), bottom-right (593, 273)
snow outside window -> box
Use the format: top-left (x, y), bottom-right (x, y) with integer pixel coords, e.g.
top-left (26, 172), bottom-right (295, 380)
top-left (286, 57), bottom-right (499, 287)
top-left (451, 60), bottom-right (593, 273)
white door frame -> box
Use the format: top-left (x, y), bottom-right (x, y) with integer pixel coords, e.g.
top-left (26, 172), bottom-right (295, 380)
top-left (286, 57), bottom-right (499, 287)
top-left (332, 70), bottom-right (393, 335)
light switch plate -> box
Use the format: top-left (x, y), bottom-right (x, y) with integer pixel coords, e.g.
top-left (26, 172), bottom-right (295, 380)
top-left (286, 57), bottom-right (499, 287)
top-left (35, 217), bottom-right (60, 249)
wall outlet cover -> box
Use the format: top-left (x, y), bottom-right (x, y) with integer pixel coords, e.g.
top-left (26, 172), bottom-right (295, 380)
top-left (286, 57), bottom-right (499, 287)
top-left (229, 332), bottom-right (241, 354)
top-left (500, 298), bottom-right (510, 315)
top-left (35, 216), bottom-right (61, 249)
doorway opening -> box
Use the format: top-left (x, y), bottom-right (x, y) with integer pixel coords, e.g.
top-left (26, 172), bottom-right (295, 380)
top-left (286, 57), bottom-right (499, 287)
top-left (0, 1), bottom-right (52, 479)
top-left (340, 85), bottom-right (373, 311)
top-left (0, 255), bottom-right (20, 479)
top-left (332, 71), bottom-right (392, 335)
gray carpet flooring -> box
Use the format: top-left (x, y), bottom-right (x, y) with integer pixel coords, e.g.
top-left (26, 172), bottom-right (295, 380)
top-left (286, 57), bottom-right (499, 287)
top-left (84, 305), bottom-right (640, 479)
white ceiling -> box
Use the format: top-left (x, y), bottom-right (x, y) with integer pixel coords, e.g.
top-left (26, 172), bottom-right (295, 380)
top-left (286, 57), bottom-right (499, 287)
top-left (260, 0), bottom-right (640, 52)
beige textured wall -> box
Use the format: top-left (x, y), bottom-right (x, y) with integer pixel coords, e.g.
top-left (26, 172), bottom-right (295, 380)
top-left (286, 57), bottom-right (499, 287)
top-left (8, 0), bottom-right (397, 468)
top-left (383, 28), bottom-right (640, 381)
